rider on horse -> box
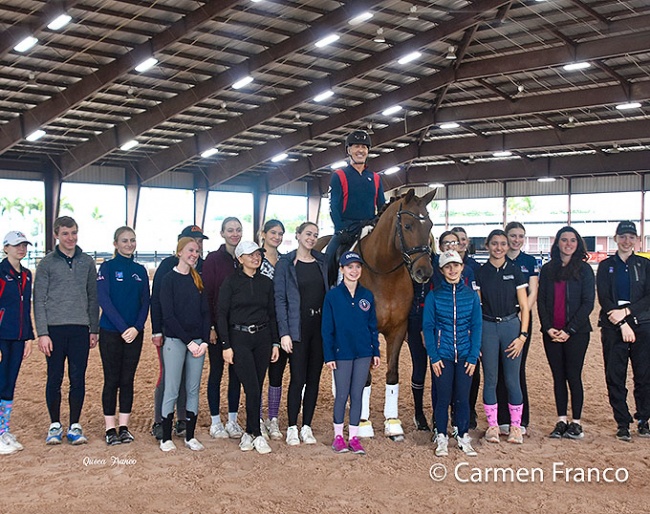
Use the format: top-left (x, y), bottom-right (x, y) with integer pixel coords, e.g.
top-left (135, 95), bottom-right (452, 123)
top-left (326, 130), bottom-right (386, 285)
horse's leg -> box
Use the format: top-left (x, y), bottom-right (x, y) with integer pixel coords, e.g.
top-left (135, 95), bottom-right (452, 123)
top-left (383, 328), bottom-right (407, 441)
top-left (358, 373), bottom-right (375, 438)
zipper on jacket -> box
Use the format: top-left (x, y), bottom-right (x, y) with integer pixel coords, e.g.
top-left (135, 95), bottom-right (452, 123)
top-left (453, 284), bottom-right (458, 363)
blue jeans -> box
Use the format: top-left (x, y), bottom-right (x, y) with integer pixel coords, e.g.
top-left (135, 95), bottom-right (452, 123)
top-left (434, 358), bottom-right (473, 436)
top-left (0, 339), bottom-right (25, 401)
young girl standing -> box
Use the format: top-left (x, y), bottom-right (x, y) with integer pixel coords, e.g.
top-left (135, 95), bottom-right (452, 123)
top-left (0, 231), bottom-right (34, 454)
top-left (97, 226), bottom-right (150, 445)
top-left (322, 251), bottom-right (380, 454)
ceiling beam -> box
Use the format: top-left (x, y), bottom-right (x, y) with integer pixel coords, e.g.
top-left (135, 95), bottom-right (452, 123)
top-left (0, 0), bottom-right (239, 156)
top-left (58, 0), bottom-right (380, 178)
top-left (137, 0), bottom-right (513, 182)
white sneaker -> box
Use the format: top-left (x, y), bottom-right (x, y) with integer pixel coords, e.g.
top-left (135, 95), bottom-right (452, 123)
top-left (160, 440), bottom-right (177, 452)
top-left (300, 425), bottom-right (317, 444)
top-left (286, 425), bottom-right (300, 446)
top-left (435, 433), bottom-right (449, 457)
top-left (239, 433), bottom-right (254, 451)
top-left (253, 435), bottom-right (272, 454)
top-left (267, 418), bottom-right (283, 440)
top-left (260, 419), bottom-right (270, 441)
top-left (1, 432), bottom-right (23, 451)
top-left (520, 425), bottom-right (527, 436)
top-left (498, 424), bottom-right (510, 436)
top-left (225, 419), bottom-right (244, 439)
top-left (184, 438), bottom-right (205, 451)
top-left (456, 433), bottom-right (478, 456)
top-left (209, 421), bottom-right (229, 439)
top-left (0, 433), bottom-right (18, 455)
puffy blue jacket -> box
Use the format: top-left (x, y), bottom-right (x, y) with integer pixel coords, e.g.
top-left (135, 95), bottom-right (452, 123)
top-left (0, 257), bottom-right (34, 341)
top-left (321, 282), bottom-right (380, 362)
top-left (423, 279), bottom-right (482, 365)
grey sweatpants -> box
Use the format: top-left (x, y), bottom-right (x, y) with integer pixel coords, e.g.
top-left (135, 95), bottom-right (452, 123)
top-left (333, 357), bottom-right (372, 425)
top-left (162, 337), bottom-right (205, 417)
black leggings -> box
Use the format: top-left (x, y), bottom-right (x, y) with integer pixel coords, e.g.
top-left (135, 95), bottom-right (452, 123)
top-left (99, 329), bottom-right (143, 416)
top-left (207, 343), bottom-right (241, 416)
top-left (268, 348), bottom-right (289, 387)
top-left (287, 314), bottom-right (323, 427)
top-left (543, 332), bottom-right (589, 419)
top-left (231, 330), bottom-right (272, 437)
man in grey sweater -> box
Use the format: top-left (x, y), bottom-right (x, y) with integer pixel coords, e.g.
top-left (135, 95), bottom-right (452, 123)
top-left (34, 216), bottom-right (99, 445)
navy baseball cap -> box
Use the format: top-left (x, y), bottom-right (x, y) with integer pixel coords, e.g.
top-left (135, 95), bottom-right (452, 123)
top-left (339, 251), bottom-right (363, 266)
top-left (179, 225), bottom-right (209, 240)
top-left (616, 221), bottom-right (637, 236)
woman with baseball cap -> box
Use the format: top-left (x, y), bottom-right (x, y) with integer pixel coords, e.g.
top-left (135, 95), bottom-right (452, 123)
top-left (218, 241), bottom-right (279, 454)
top-left (322, 251), bottom-right (380, 455)
top-left (0, 231), bottom-right (34, 454)
top-left (274, 222), bottom-right (328, 446)
top-left (423, 250), bottom-right (482, 457)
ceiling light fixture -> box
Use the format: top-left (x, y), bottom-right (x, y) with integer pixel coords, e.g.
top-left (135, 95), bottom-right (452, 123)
top-left (429, 183), bottom-right (444, 188)
top-left (467, 155), bottom-right (476, 164)
top-left (609, 143), bottom-right (620, 154)
top-left (26, 129), bottom-right (46, 142)
top-left (565, 116), bottom-right (576, 128)
top-left (616, 102), bottom-right (642, 110)
top-left (445, 45), bottom-right (457, 60)
top-left (14, 36), bottom-right (38, 53)
top-left (349, 12), bottom-right (373, 25)
top-left (366, 123), bottom-right (374, 134)
top-left (398, 51), bottom-right (422, 65)
top-left (201, 148), bottom-right (219, 158)
top-left (315, 34), bottom-right (340, 48)
top-left (493, 150), bottom-right (513, 157)
top-left (47, 14), bottom-right (72, 31)
top-left (218, 102), bottom-right (227, 114)
top-left (135, 57), bottom-right (158, 73)
top-left (232, 76), bottom-right (254, 90)
top-left (313, 90), bottom-right (334, 102)
top-left (563, 62), bottom-right (590, 71)
top-left (440, 122), bottom-right (460, 129)
top-left (382, 105), bottom-right (403, 116)
top-left (271, 153), bottom-right (288, 163)
top-left (120, 140), bottom-right (139, 151)
top-left (384, 166), bottom-right (400, 175)
top-left (373, 28), bottom-right (386, 44)
top-left (537, 177), bottom-right (556, 182)
top-left (330, 160), bottom-right (348, 169)
top-left (408, 5), bottom-right (418, 21)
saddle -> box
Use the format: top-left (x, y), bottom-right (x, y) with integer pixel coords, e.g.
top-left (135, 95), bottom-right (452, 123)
top-left (327, 223), bottom-right (374, 286)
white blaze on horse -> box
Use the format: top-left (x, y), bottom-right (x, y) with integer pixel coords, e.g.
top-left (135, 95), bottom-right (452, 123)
top-left (319, 188), bottom-right (436, 440)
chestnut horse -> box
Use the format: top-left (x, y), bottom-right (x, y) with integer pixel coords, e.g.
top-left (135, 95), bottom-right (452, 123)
top-left (319, 188), bottom-right (436, 440)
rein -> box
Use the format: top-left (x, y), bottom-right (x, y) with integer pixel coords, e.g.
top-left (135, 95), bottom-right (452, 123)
top-left (358, 201), bottom-right (431, 276)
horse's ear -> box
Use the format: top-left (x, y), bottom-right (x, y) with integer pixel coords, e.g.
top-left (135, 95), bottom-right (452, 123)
top-left (404, 188), bottom-right (416, 202)
top-left (421, 188), bottom-right (437, 205)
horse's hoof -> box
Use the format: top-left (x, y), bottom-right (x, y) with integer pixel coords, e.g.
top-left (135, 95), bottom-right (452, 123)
top-left (384, 418), bottom-right (404, 437)
top-left (358, 420), bottom-right (374, 439)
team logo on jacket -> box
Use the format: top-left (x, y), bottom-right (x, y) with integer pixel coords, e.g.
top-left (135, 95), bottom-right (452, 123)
top-left (359, 298), bottom-right (371, 312)
top-left (132, 273), bottom-right (142, 281)
top-left (503, 274), bottom-right (514, 280)
top-left (115, 271), bottom-right (124, 281)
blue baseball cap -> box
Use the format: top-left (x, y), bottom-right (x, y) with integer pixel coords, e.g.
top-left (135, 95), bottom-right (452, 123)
top-left (339, 251), bottom-right (363, 266)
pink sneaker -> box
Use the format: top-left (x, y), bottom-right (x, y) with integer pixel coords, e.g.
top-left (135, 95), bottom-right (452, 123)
top-left (331, 435), bottom-right (349, 453)
top-left (348, 436), bottom-right (366, 454)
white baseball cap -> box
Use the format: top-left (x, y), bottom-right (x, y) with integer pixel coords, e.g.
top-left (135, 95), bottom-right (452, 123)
top-left (235, 240), bottom-right (264, 258)
top-left (3, 231), bottom-right (32, 247)
top-left (439, 250), bottom-right (463, 268)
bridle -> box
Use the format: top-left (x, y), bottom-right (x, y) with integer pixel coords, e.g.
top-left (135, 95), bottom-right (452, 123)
top-left (359, 201), bottom-right (432, 276)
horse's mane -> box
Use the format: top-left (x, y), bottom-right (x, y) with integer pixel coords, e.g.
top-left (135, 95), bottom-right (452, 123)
top-left (376, 193), bottom-right (409, 218)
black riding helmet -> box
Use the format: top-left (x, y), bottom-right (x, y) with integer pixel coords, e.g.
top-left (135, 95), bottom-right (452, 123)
top-left (345, 130), bottom-right (372, 151)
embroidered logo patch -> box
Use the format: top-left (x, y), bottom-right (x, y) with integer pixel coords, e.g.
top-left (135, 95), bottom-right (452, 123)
top-left (503, 274), bottom-right (515, 280)
top-left (359, 298), bottom-right (371, 312)
top-left (132, 273), bottom-right (142, 281)
top-left (115, 271), bottom-right (124, 281)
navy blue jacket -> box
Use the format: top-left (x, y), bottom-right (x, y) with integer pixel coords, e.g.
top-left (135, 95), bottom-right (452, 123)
top-left (321, 282), bottom-right (380, 362)
top-left (0, 258), bottom-right (34, 341)
top-left (97, 254), bottom-right (150, 333)
top-left (423, 280), bottom-right (482, 365)
top-left (537, 260), bottom-right (594, 335)
top-left (329, 164), bottom-right (385, 232)
top-left (274, 249), bottom-right (328, 342)
top-left (160, 269), bottom-right (211, 344)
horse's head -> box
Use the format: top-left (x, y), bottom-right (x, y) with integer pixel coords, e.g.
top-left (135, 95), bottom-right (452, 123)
top-left (388, 188), bottom-right (436, 284)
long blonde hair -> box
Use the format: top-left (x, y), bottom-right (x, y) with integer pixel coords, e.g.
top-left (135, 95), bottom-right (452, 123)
top-left (177, 237), bottom-right (204, 292)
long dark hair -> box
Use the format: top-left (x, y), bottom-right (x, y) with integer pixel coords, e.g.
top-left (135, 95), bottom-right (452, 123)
top-left (548, 226), bottom-right (589, 281)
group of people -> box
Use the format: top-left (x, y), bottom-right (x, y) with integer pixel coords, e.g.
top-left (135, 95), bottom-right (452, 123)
top-left (1, 128), bottom-right (649, 459)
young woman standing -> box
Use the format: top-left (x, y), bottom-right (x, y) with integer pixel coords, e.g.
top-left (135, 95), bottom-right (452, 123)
top-left (203, 217), bottom-right (243, 439)
top-left (159, 238), bottom-right (210, 451)
top-left (537, 226), bottom-right (594, 439)
top-left (322, 251), bottom-right (380, 455)
top-left (97, 226), bottom-right (150, 445)
top-left (497, 222), bottom-right (539, 435)
top-left (274, 222), bottom-right (328, 446)
top-left (0, 231), bottom-right (34, 454)
top-left (423, 250), bottom-right (482, 457)
top-left (258, 220), bottom-right (287, 440)
top-left (219, 241), bottom-right (279, 455)
top-left (475, 230), bottom-right (530, 444)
